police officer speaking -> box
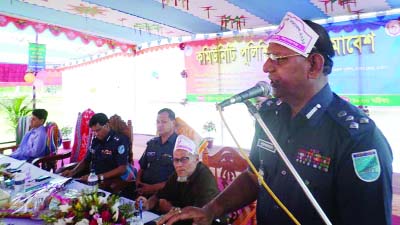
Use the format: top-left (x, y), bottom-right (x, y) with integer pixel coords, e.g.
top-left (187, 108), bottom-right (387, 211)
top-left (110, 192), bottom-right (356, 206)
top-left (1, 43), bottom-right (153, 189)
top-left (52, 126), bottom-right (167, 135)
top-left (158, 12), bottom-right (393, 225)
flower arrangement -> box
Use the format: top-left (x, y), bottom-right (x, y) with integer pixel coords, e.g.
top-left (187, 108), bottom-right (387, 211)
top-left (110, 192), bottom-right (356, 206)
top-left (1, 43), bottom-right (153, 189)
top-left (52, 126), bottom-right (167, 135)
top-left (41, 190), bottom-right (134, 225)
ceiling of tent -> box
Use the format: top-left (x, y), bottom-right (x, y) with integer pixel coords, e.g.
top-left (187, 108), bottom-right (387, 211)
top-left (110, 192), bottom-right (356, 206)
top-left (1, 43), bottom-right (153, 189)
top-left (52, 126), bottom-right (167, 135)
top-left (1, 0), bottom-right (400, 64)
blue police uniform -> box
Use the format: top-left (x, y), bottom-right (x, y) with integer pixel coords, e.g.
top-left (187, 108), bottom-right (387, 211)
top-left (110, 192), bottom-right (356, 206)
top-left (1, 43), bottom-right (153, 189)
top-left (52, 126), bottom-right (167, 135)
top-left (85, 130), bottom-right (130, 175)
top-left (139, 133), bottom-right (178, 184)
top-left (249, 84), bottom-right (393, 225)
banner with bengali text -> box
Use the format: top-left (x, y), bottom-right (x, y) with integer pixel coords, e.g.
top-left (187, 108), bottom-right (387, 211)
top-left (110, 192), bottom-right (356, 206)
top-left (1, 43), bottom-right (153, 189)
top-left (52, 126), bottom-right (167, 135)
top-left (184, 17), bottom-right (400, 106)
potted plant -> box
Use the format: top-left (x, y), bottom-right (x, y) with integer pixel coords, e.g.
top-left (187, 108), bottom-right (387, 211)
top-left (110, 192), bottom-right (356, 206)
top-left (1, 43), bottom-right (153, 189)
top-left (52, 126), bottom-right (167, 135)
top-left (203, 121), bottom-right (216, 149)
top-left (0, 96), bottom-right (33, 131)
top-left (61, 126), bottom-right (73, 149)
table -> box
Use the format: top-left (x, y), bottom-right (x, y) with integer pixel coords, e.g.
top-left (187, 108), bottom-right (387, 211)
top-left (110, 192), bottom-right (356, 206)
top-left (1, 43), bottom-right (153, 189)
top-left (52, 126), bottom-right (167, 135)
top-left (0, 154), bottom-right (159, 224)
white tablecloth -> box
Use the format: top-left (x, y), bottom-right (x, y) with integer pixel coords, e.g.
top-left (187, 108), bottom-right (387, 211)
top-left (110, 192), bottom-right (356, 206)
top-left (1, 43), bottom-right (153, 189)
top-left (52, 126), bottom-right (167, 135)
top-left (0, 154), bottom-right (159, 224)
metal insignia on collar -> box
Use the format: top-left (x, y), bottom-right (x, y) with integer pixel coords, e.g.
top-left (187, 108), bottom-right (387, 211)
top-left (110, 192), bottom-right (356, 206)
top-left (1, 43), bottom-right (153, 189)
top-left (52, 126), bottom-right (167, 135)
top-left (349, 122), bottom-right (359, 129)
top-left (359, 117), bottom-right (369, 124)
top-left (276, 99), bottom-right (282, 106)
top-left (337, 110), bottom-right (347, 117)
top-left (345, 115), bottom-right (354, 121)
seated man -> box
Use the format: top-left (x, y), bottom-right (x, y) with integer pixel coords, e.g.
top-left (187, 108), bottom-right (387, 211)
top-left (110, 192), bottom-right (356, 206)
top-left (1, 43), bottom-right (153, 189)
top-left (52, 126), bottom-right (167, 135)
top-left (10, 109), bottom-right (48, 162)
top-left (61, 113), bottom-right (135, 193)
top-left (137, 135), bottom-right (220, 220)
top-left (136, 108), bottom-right (178, 197)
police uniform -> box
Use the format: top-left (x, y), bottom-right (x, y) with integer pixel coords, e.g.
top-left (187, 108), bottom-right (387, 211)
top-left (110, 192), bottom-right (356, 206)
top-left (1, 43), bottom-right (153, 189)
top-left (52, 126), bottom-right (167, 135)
top-left (139, 133), bottom-right (178, 184)
top-left (249, 84), bottom-right (393, 225)
top-left (85, 130), bottom-right (130, 175)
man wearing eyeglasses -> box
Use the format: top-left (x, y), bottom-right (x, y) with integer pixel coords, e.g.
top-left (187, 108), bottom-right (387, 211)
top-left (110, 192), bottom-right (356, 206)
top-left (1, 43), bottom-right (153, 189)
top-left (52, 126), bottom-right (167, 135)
top-left (137, 135), bottom-right (219, 224)
top-left (159, 12), bottom-right (392, 225)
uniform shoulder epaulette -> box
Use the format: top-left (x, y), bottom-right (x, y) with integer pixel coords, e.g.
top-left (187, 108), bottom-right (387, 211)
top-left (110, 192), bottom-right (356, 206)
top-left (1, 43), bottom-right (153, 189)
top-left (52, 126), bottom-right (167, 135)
top-left (259, 98), bottom-right (281, 113)
top-left (113, 136), bottom-right (120, 141)
top-left (146, 137), bottom-right (158, 145)
top-left (327, 96), bottom-right (375, 136)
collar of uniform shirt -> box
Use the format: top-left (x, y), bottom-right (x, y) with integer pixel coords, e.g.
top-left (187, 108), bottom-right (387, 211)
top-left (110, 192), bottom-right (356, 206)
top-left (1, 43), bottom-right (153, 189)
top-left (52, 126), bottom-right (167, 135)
top-left (298, 84), bottom-right (333, 125)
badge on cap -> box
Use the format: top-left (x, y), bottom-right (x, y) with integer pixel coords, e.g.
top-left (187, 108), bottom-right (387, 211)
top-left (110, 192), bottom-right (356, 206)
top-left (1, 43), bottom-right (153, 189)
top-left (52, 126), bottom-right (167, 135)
top-left (352, 149), bottom-right (381, 182)
top-left (269, 12), bottom-right (319, 57)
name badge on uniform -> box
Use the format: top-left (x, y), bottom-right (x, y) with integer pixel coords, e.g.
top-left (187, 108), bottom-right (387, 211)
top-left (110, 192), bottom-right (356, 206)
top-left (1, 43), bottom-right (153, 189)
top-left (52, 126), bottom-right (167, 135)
top-left (147, 151), bottom-right (156, 157)
top-left (352, 149), bottom-right (381, 182)
top-left (257, 139), bottom-right (275, 153)
top-left (102, 149), bottom-right (112, 155)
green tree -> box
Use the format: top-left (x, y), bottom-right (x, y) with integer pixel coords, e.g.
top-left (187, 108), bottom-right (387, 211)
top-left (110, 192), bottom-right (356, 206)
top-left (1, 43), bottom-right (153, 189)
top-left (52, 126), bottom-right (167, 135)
top-left (0, 96), bottom-right (33, 131)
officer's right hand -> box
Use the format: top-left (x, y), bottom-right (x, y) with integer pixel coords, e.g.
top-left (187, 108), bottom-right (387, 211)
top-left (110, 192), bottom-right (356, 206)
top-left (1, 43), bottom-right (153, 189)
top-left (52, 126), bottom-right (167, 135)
top-left (135, 196), bottom-right (149, 211)
top-left (157, 206), bottom-right (214, 225)
top-left (61, 169), bottom-right (73, 177)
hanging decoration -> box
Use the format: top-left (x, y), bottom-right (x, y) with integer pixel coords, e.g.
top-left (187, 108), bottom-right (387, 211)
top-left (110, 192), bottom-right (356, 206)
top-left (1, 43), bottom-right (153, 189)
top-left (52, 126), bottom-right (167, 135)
top-left (162, 0), bottom-right (189, 10)
top-left (133, 23), bottom-right (162, 34)
top-left (201, 6), bottom-right (216, 19)
top-left (68, 4), bottom-right (107, 17)
top-left (24, 72), bottom-right (35, 83)
top-left (320, 0), bottom-right (358, 14)
top-left (180, 70), bottom-right (188, 78)
top-left (0, 14), bottom-right (135, 52)
top-left (219, 15), bottom-right (247, 31)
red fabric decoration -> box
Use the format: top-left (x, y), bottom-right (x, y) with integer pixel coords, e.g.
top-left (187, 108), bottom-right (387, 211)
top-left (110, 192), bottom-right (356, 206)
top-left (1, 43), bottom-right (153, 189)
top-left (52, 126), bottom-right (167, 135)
top-left (0, 13), bottom-right (136, 52)
top-left (71, 109), bottom-right (95, 162)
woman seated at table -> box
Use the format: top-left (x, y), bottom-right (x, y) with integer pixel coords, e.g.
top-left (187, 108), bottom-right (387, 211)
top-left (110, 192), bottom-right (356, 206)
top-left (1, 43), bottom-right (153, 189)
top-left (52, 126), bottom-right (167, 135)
top-left (136, 135), bottom-right (223, 224)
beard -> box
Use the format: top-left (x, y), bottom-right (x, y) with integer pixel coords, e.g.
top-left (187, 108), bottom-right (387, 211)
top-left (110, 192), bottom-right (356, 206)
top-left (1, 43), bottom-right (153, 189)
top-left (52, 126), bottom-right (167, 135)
top-left (176, 176), bottom-right (188, 182)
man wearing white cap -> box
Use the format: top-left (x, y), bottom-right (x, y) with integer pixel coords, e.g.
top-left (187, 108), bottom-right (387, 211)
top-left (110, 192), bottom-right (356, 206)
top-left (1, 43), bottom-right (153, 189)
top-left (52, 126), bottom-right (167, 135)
top-left (137, 135), bottom-right (220, 223)
top-left (159, 12), bottom-right (392, 225)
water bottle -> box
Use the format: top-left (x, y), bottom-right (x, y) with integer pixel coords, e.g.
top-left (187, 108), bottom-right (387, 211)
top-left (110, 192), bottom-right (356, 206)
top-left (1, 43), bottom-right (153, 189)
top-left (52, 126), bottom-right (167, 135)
top-left (129, 208), bottom-right (143, 225)
top-left (87, 169), bottom-right (98, 194)
top-left (13, 173), bottom-right (26, 193)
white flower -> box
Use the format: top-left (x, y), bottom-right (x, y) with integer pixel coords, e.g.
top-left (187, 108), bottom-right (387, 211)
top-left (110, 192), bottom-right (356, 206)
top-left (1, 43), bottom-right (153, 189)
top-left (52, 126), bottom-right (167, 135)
top-left (75, 218), bottom-right (89, 225)
top-left (96, 217), bottom-right (103, 225)
top-left (112, 210), bottom-right (119, 222)
top-left (89, 205), bottom-right (98, 215)
top-left (65, 216), bottom-right (74, 223)
top-left (98, 196), bottom-right (107, 205)
top-left (111, 201), bottom-right (120, 221)
top-left (59, 204), bottom-right (71, 213)
top-left (111, 201), bottom-right (120, 212)
top-left (53, 218), bottom-right (66, 225)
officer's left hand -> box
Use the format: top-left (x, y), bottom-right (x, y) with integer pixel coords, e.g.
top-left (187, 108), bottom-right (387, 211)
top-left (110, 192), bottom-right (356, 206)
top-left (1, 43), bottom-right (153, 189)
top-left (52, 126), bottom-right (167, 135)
top-left (79, 175), bottom-right (89, 182)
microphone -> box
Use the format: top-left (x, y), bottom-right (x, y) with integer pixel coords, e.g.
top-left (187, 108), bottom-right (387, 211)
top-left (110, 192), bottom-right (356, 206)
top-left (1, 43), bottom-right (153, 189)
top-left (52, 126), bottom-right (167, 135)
top-left (217, 81), bottom-right (271, 109)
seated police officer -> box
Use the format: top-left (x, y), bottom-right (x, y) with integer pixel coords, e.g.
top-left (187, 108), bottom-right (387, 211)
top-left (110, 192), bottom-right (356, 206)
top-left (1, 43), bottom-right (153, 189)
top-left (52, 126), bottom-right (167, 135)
top-left (136, 108), bottom-right (178, 197)
top-left (61, 113), bottom-right (135, 193)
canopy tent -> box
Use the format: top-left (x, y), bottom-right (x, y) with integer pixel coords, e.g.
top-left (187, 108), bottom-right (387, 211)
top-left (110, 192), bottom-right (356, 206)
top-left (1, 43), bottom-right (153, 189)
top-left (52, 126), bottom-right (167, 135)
top-left (1, 0), bottom-right (400, 64)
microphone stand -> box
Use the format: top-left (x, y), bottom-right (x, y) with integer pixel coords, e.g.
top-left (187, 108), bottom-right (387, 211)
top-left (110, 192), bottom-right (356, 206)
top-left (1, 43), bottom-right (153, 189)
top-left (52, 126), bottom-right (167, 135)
top-left (243, 100), bottom-right (332, 225)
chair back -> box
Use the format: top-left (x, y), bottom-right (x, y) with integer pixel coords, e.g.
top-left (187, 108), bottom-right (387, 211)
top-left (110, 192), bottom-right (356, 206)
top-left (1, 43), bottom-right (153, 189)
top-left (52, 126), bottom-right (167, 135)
top-left (174, 117), bottom-right (208, 160)
top-left (109, 114), bottom-right (134, 163)
top-left (16, 116), bottom-right (31, 145)
top-left (45, 122), bottom-right (62, 155)
top-left (206, 147), bottom-right (256, 225)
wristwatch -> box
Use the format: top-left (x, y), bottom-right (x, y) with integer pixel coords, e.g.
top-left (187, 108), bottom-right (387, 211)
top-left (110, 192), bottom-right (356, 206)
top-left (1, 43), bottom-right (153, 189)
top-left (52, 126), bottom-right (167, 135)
top-left (99, 175), bottom-right (104, 181)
